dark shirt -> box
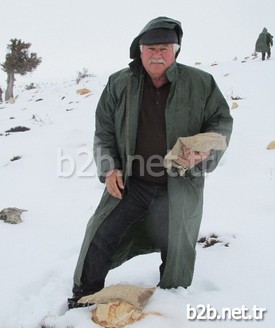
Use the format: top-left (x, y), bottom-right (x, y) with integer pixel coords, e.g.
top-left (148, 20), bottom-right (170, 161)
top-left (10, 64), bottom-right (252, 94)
top-left (132, 74), bottom-right (170, 184)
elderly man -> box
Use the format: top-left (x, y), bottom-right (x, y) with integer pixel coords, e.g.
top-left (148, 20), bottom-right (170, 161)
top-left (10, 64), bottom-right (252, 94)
top-left (68, 16), bottom-right (233, 309)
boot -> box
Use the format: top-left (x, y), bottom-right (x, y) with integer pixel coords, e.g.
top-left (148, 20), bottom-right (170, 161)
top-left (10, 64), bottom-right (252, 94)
top-left (67, 284), bottom-right (95, 310)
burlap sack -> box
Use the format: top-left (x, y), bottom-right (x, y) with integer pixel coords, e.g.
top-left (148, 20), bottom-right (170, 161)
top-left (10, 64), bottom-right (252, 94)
top-left (164, 132), bottom-right (227, 175)
top-left (78, 284), bottom-right (156, 310)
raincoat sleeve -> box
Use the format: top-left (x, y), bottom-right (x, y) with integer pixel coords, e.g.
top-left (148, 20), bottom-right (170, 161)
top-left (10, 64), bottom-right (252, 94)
top-left (93, 77), bottom-right (122, 182)
top-left (199, 75), bottom-right (233, 173)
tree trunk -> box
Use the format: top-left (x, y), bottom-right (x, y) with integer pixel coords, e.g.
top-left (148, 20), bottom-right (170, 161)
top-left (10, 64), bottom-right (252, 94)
top-left (5, 71), bottom-right (15, 101)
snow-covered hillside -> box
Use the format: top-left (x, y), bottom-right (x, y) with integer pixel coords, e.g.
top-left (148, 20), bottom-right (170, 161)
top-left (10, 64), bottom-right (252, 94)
top-left (0, 55), bottom-right (275, 328)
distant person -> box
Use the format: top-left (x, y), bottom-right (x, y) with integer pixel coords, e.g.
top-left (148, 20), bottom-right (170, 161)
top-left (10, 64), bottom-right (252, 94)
top-left (0, 87), bottom-right (3, 103)
top-left (255, 27), bottom-right (273, 60)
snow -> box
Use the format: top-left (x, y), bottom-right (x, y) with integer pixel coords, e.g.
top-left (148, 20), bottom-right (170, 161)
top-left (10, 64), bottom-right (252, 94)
top-left (1, 54), bottom-right (274, 328)
top-left (1, 13), bottom-right (275, 328)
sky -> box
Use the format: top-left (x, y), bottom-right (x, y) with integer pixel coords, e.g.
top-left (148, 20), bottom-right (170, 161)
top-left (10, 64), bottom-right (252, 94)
top-left (0, 0), bottom-right (275, 84)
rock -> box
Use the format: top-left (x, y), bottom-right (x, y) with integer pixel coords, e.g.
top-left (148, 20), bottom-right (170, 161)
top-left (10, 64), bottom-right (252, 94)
top-left (92, 300), bottom-right (144, 328)
top-left (0, 207), bottom-right (27, 224)
top-left (5, 126), bottom-right (30, 133)
top-left (231, 101), bottom-right (239, 110)
top-left (76, 88), bottom-right (91, 95)
top-left (267, 141), bottom-right (275, 150)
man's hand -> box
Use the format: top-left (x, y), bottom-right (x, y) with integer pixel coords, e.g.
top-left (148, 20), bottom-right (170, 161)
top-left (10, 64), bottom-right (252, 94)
top-left (105, 169), bottom-right (124, 199)
top-left (177, 145), bottom-right (210, 169)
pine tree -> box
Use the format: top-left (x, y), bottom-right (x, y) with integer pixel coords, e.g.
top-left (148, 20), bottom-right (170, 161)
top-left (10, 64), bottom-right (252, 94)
top-left (1, 39), bottom-right (42, 101)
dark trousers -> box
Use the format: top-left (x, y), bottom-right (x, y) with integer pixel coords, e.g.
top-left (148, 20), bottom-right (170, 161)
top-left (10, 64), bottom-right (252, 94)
top-left (262, 51), bottom-right (271, 60)
top-left (80, 178), bottom-right (169, 294)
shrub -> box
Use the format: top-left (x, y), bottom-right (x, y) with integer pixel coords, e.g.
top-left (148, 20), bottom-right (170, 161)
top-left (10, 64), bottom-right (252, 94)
top-left (75, 68), bottom-right (92, 84)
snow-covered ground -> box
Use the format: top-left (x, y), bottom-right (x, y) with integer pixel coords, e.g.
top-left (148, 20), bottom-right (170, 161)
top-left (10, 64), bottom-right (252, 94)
top-left (1, 54), bottom-right (275, 328)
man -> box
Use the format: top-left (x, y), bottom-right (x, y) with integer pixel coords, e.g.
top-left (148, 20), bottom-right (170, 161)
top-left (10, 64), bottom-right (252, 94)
top-left (68, 17), bottom-right (233, 309)
top-left (255, 27), bottom-right (273, 60)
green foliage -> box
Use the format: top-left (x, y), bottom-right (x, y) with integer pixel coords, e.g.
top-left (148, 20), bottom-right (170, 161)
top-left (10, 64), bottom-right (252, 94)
top-left (1, 38), bottom-right (42, 75)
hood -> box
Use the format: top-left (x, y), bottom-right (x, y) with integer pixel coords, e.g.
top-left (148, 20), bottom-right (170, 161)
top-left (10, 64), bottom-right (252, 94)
top-left (129, 16), bottom-right (183, 59)
top-left (262, 27), bottom-right (267, 33)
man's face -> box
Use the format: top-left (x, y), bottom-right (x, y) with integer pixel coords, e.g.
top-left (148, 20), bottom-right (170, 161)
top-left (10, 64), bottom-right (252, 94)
top-left (140, 44), bottom-right (176, 79)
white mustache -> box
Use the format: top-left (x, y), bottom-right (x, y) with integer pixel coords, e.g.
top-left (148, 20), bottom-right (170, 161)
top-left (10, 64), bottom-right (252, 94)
top-left (148, 58), bottom-right (165, 64)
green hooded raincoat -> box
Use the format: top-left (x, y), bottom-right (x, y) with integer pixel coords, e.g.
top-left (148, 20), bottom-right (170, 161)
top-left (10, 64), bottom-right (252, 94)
top-left (73, 17), bottom-right (233, 289)
top-left (255, 27), bottom-right (273, 53)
